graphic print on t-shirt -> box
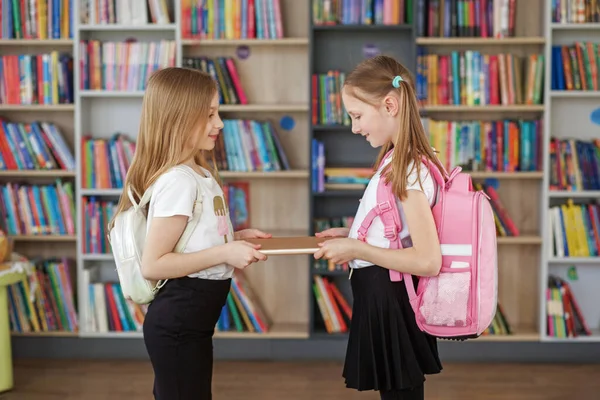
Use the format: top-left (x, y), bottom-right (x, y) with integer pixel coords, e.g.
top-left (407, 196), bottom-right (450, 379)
top-left (213, 195), bottom-right (229, 243)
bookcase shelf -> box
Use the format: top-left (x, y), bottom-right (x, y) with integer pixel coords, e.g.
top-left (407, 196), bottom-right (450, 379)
top-left (415, 37), bottom-right (546, 46)
top-left (182, 38), bottom-right (309, 46)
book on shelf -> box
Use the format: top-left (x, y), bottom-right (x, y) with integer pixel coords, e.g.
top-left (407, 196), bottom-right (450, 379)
top-left (181, 0), bottom-right (284, 39)
top-left (82, 197), bottom-right (117, 254)
top-left (0, 180), bottom-right (75, 236)
top-left (8, 258), bottom-right (78, 334)
top-left (423, 117), bottom-right (543, 173)
top-left (213, 119), bottom-right (290, 172)
top-left (312, 0), bottom-right (413, 25)
top-left (313, 216), bottom-right (354, 272)
top-left (473, 182), bottom-right (519, 237)
top-left (79, 39), bottom-right (176, 91)
top-left (81, 134), bottom-right (136, 189)
top-left (313, 275), bottom-right (351, 334)
top-left (0, 120), bottom-right (75, 171)
top-left (546, 275), bottom-right (591, 338)
top-left (311, 70), bottom-right (350, 126)
top-left (416, 0), bottom-right (517, 38)
top-left (549, 199), bottom-right (600, 258)
top-left (549, 138), bottom-right (600, 191)
top-left (80, 0), bottom-right (172, 26)
top-left (416, 48), bottom-right (545, 106)
top-left (481, 302), bottom-right (512, 336)
top-left (551, 42), bottom-right (600, 91)
top-left (216, 272), bottom-right (270, 333)
top-left (222, 181), bottom-right (250, 230)
top-left (183, 56), bottom-right (248, 105)
top-left (2, 0), bottom-right (73, 39)
top-left (1, 52), bottom-right (74, 105)
top-left (552, 0), bottom-right (600, 23)
top-left (311, 139), bottom-right (372, 192)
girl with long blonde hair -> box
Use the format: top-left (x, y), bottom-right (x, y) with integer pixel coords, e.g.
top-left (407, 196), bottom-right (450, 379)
top-left (314, 55), bottom-right (445, 400)
top-left (112, 67), bottom-right (270, 399)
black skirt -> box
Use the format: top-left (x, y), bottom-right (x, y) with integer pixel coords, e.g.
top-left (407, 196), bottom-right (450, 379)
top-left (343, 265), bottom-right (443, 392)
top-left (143, 276), bottom-right (231, 400)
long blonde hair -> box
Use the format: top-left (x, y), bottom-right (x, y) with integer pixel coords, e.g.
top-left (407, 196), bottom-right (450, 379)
top-left (343, 55), bottom-right (446, 200)
top-left (110, 67), bottom-right (219, 228)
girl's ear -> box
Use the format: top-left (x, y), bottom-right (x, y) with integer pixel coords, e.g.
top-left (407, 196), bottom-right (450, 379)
top-left (383, 94), bottom-right (399, 117)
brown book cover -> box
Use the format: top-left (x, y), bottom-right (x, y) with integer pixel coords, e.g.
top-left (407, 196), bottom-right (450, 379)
top-left (246, 236), bottom-right (336, 255)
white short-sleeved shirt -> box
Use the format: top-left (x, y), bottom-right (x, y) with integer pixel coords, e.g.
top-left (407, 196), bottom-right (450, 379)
top-left (146, 164), bottom-right (234, 280)
top-left (348, 156), bottom-right (437, 269)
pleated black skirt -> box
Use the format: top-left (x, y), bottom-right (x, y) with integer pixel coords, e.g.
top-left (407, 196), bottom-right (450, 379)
top-left (143, 276), bottom-right (231, 400)
top-left (343, 265), bottom-right (443, 393)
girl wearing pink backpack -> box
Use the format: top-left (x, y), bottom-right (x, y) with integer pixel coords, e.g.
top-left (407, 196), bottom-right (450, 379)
top-left (314, 55), bottom-right (446, 400)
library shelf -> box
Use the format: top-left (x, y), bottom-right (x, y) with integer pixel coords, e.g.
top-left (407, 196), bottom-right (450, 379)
top-left (550, 23), bottom-right (600, 30)
top-left (11, 331), bottom-right (78, 337)
top-left (78, 24), bottom-right (177, 31)
top-left (79, 91), bottom-right (146, 98)
top-left (9, 235), bottom-right (77, 242)
top-left (497, 236), bottom-right (543, 245)
top-left (0, 39), bottom-right (74, 46)
top-left (548, 191), bottom-right (600, 198)
top-left (0, 105), bottom-right (75, 111)
top-left (220, 170), bottom-right (309, 179)
top-left (182, 38), bottom-right (309, 46)
top-left (312, 24), bottom-right (412, 31)
top-left (0, 170), bottom-right (76, 177)
top-left (218, 104), bottom-right (310, 112)
top-left (415, 37), bottom-right (546, 46)
top-left (421, 105), bottom-right (546, 113)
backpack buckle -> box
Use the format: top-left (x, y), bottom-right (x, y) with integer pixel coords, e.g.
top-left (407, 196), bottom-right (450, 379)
top-left (378, 201), bottom-right (392, 213)
top-left (384, 226), bottom-right (397, 240)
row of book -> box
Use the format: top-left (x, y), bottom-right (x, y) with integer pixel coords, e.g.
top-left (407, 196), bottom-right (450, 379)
top-left (181, 0), bottom-right (284, 39)
top-left (416, 48), bottom-right (545, 106)
top-left (0, 181), bottom-right (75, 236)
top-left (552, 0), bottom-right (600, 23)
top-left (423, 118), bottom-right (543, 173)
top-left (2, 0), bottom-right (73, 39)
top-left (183, 56), bottom-right (248, 105)
top-left (416, 0), bottom-right (517, 38)
top-left (474, 182), bottom-right (519, 237)
top-left (80, 0), bottom-right (172, 26)
top-left (8, 258), bottom-right (78, 334)
top-left (551, 43), bottom-right (600, 91)
top-left (0, 120), bottom-right (75, 171)
top-left (546, 275), bottom-right (591, 338)
top-left (313, 275), bottom-right (352, 334)
top-left (313, 216), bottom-right (354, 272)
top-left (549, 138), bottom-right (600, 192)
top-left (549, 199), bottom-right (600, 258)
top-left (311, 70), bottom-right (350, 127)
top-left (215, 273), bottom-right (270, 333)
top-left (481, 303), bottom-right (512, 336)
top-left (79, 39), bottom-right (177, 91)
top-left (81, 134), bottom-right (135, 189)
top-left (0, 52), bottom-right (74, 105)
top-left (312, 0), bottom-right (413, 25)
top-left (213, 119), bottom-right (290, 172)
top-left (223, 182), bottom-right (250, 231)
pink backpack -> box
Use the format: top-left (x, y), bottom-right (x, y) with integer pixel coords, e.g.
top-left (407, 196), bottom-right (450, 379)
top-left (357, 151), bottom-right (498, 340)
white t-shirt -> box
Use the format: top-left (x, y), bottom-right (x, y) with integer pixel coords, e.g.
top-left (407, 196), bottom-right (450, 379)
top-left (146, 164), bottom-right (234, 280)
top-left (348, 156), bottom-right (437, 269)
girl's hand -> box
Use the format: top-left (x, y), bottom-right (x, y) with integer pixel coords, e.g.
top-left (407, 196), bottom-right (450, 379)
top-left (224, 240), bottom-right (268, 269)
top-left (314, 227), bottom-right (350, 238)
top-left (313, 238), bottom-right (361, 265)
top-left (234, 228), bottom-right (272, 240)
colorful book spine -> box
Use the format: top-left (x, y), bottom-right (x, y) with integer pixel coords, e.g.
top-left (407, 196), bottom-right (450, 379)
top-left (1, 0), bottom-right (73, 39)
top-left (78, 39), bottom-right (177, 91)
top-left (181, 0), bottom-right (284, 39)
top-left (80, 0), bottom-right (172, 25)
top-left (216, 272), bottom-right (270, 333)
top-left (311, 138), bottom-right (325, 192)
top-left (473, 182), bottom-right (519, 237)
top-left (311, 70), bottom-right (350, 126)
top-left (416, 47), bottom-right (545, 106)
top-left (82, 197), bottom-right (117, 254)
top-left (312, 275), bottom-right (352, 334)
top-left (8, 258), bottom-right (78, 333)
top-left (546, 275), bottom-right (591, 338)
top-left (0, 119), bottom-right (75, 170)
top-left (183, 56), bottom-right (248, 105)
top-left (552, 0), bottom-right (600, 23)
top-left (549, 199), bottom-right (600, 258)
top-left (313, 216), bottom-right (354, 272)
top-left (313, 0), bottom-right (413, 25)
top-left (0, 180), bottom-right (75, 236)
top-left (416, 0), bottom-right (517, 38)
top-left (0, 52), bottom-right (74, 105)
top-left (222, 181), bottom-right (250, 230)
top-left (81, 134), bottom-right (136, 189)
top-left (549, 138), bottom-right (600, 191)
top-left (214, 119), bottom-right (290, 172)
top-left (551, 42), bottom-right (600, 91)
top-left (424, 118), bottom-right (543, 173)
top-left (481, 303), bottom-right (512, 336)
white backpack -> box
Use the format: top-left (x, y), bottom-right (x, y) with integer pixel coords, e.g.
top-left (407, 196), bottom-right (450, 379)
top-left (108, 166), bottom-right (204, 304)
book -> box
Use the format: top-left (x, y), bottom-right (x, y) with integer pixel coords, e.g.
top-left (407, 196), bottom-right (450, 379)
top-left (246, 236), bottom-right (336, 255)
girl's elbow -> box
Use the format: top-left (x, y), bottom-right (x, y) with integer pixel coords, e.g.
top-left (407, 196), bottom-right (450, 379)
top-left (141, 261), bottom-right (158, 280)
top-left (422, 253), bottom-right (442, 277)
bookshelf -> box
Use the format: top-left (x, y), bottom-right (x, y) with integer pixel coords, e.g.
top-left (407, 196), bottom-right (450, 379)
top-left (542, 0), bottom-right (600, 342)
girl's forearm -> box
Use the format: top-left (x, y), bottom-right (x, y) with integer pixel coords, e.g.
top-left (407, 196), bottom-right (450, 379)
top-left (142, 245), bottom-right (228, 280)
top-left (354, 241), bottom-right (440, 277)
